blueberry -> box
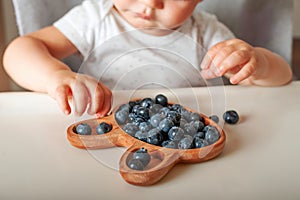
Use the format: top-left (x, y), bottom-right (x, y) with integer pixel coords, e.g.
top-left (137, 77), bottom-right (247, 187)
top-left (132, 105), bottom-right (140, 114)
top-left (159, 107), bottom-right (170, 118)
top-left (96, 122), bottom-right (112, 134)
top-left (178, 135), bottom-right (194, 149)
top-left (223, 110), bottom-right (239, 124)
top-left (140, 98), bottom-right (154, 109)
top-left (139, 122), bottom-right (152, 132)
top-left (209, 115), bottom-right (219, 124)
top-left (149, 104), bottom-right (163, 117)
top-left (159, 118), bottom-right (174, 133)
top-left (132, 147), bottom-right (151, 166)
top-left (161, 140), bottom-right (177, 149)
top-left (118, 104), bottom-right (131, 112)
top-left (203, 125), bottom-right (213, 132)
top-left (128, 159), bottom-right (145, 171)
top-left (190, 112), bottom-right (202, 122)
top-left (135, 130), bottom-right (149, 142)
top-left (136, 106), bottom-right (150, 120)
top-left (183, 123), bottom-right (197, 136)
top-left (75, 123), bottom-right (92, 135)
top-left (205, 126), bottom-right (220, 144)
top-left (155, 94), bottom-right (168, 107)
top-left (181, 109), bottom-right (192, 121)
top-left (194, 137), bottom-right (209, 148)
top-left (194, 131), bottom-right (205, 139)
top-left (179, 118), bottom-right (188, 127)
top-left (171, 104), bottom-right (183, 112)
top-left (133, 117), bottom-right (145, 126)
top-left (167, 110), bottom-right (181, 124)
top-left (168, 126), bottom-right (185, 141)
top-left (115, 109), bottom-right (129, 125)
top-left (146, 128), bottom-right (164, 146)
top-left (189, 120), bottom-right (205, 132)
top-left (150, 113), bottom-right (163, 128)
top-left (123, 123), bottom-right (139, 136)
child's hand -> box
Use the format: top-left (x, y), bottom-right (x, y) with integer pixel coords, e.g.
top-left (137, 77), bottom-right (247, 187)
top-left (200, 39), bottom-right (266, 84)
top-left (46, 70), bottom-right (112, 116)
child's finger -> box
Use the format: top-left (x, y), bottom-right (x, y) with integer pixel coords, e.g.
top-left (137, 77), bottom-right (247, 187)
top-left (54, 85), bottom-right (71, 115)
top-left (97, 85), bottom-right (112, 117)
top-left (86, 82), bottom-right (105, 115)
top-left (216, 50), bottom-right (251, 76)
top-left (71, 82), bottom-right (90, 116)
top-left (200, 42), bottom-right (225, 70)
top-left (229, 60), bottom-right (256, 84)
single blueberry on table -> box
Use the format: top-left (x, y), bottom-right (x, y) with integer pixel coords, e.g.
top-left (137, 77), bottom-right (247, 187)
top-left (75, 123), bottom-right (92, 135)
top-left (223, 110), bottom-right (239, 124)
top-left (96, 122), bottom-right (112, 134)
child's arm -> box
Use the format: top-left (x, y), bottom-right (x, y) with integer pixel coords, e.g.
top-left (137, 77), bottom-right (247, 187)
top-left (3, 26), bottom-right (112, 116)
top-left (200, 39), bottom-right (293, 86)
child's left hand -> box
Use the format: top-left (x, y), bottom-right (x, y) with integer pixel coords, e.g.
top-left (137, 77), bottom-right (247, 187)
top-left (200, 39), bottom-right (266, 84)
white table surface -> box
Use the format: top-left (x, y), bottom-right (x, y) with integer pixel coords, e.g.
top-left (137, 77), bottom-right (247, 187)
top-left (1, 82), bottom-right (300, 200)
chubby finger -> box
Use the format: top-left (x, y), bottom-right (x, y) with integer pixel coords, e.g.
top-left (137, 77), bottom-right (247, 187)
top-left (97, 85), bottom-right (112, 117)
top-left (85, 81), bottom-right (112, 116)
top-left (200, 69), bottom-right (218, 79)
top-left (54, 85), bottom-right (72, 115)
top-left (216, 50), bottom-right (251, 76)
top-left (86, 81), bottom-right (105, 115)
top-left (229, 59), bottom-right (256, 84)
top-left (71, 82), bottom-right (90, 116)
top-left (200, 45), bottom-right (221, 70)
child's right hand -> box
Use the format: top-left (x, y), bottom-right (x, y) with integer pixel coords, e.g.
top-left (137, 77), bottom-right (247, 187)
top-left (46, 70), bottom-right (112, 117)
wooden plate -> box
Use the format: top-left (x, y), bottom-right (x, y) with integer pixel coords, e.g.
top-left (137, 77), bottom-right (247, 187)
top-left (67, 102), bottom-right (226, 186)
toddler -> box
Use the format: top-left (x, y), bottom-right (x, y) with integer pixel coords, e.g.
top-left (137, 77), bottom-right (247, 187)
top-left (3, 0), bottom-right (292, 116)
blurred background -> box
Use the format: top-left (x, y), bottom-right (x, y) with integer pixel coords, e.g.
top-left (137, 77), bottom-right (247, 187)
top-left (1, 0), bottom-right (300, 92)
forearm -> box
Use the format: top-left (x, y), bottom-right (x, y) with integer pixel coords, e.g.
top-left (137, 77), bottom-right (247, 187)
top-left (3, 36), bottom-right (71, 92)
top-left (245, 47), bottom-right (293, 86)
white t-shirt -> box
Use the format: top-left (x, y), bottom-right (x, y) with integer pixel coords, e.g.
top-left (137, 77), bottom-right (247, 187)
top-left (54, 0), bottom-right (235, 89)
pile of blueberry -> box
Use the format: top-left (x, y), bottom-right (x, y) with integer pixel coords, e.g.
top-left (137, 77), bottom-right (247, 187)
top-left (115, 94), bottom-right (222, 149)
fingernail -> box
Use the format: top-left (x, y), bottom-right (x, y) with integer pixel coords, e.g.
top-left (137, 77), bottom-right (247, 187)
top-left (204, 70), bottom-right (214, 78)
